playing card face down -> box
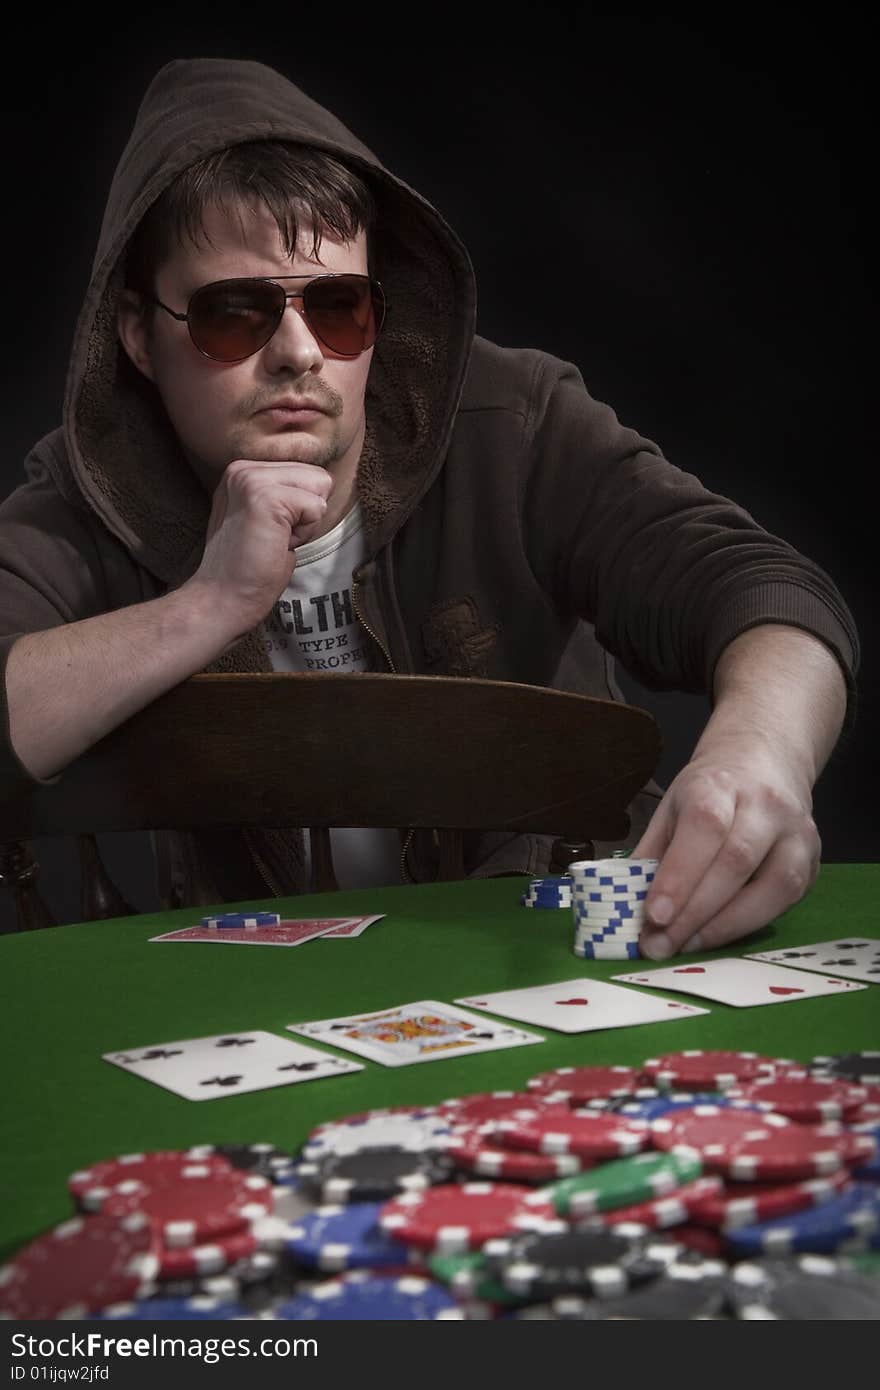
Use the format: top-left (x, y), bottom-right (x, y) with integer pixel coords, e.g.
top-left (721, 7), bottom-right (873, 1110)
top-left (150, 919), bottom-right (359, 946)
top-left (103, 1030), bottom-right (363, 1099)
top-left (744, 938), bottom-right (880, 985)
top-left (455, 978), bottom-right (708, 1032)
top-left (287, 1000), bottom-right (544, 1067)
top-left (612, 957), bottom-right (868, 1007)
top-left (317, 915), bottom-right (385, 938)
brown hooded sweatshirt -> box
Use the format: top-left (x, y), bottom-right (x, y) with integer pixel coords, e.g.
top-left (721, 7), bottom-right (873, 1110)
top-left (0, 57), bottom-right (859, 911)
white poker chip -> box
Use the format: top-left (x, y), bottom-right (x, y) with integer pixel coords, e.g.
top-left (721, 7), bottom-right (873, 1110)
top-left (302, 1111), bottom-right (457, 1161)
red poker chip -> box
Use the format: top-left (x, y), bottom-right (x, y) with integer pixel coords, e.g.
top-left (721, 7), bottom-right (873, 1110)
top-left (437, 1092), bottom-right (571, 1128)
top-left (101, 1165), bottom-right (274, 1247)
top-left (672, 1224), bottom-right (728, 1259)
top-left (443, 1132), bottom-right (586, 1183)
top-left (640, 1050), bottom-right (791, 1091)
top-left (157, 1226), bottom-right (264, 1279)
top-left (495, 1110), bottom-right (650, 1160)
top-left (0, 1214), bottom-right (159, 1318)
top-left (848, 1101), bottom-right (880, 1125)
top-left (378, 1183), bottom-right (559, 1254)
top-left (726, 1074), bottom-right (872, 1122)
top-left (596, 1176), bottom-right (725, 1230)
top-left (686, 1168), bottom-right (852, 1231)
top-left (525, 1066), bottom-right (649, 1106)
top-left (809, 1122), bottom-right (878, 1166)
top-left (68, 1150), bottom-right (235, 1211)
top-left (650, 1106), bottom-right (850, 1180)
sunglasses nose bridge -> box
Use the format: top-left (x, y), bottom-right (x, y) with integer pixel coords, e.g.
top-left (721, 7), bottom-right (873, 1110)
top-left (266, 287), bottom-right (324, 354)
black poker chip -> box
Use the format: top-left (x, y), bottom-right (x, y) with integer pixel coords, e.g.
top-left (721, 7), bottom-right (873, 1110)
top-left (188, 1143), bottom-right (299, 1184)
top-left (156, 1251), bottom-right (300, 1314)
top-left (730, 1256), bottom-right (880, 1320)
top-left (481, 1221), bottom-right (681, 1300)
top-left (297, 1148), bottom-right (455, 1204)
top-left (547, 1256), bottom-right (731, 1319)
top-left (809, 1052), bottom-right (880, 1085)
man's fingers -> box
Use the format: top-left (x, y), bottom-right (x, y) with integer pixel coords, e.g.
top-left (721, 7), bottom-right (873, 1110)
top-left (641, 798), bottom-right (780, 957)
top-left (643, 831), bottom-right (819, 958)
top-left (641, 770), bottom-right (738, 930)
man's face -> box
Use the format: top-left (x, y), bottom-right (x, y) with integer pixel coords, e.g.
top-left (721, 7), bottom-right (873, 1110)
top-left (118, 198), bottom-right (373, 494)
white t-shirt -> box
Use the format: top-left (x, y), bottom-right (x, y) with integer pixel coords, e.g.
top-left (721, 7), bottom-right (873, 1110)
top-left (260, 502), bottom-right (403, 890)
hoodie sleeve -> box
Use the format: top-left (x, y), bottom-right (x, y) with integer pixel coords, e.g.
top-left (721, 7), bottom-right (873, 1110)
top-left (521, 355), bottom-right (860, 734)
top-left (0, 449), bottom-right (116, 794)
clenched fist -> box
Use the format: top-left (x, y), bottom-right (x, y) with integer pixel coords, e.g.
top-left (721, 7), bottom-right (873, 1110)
top-left (184, 458), bottom-right (334, 637)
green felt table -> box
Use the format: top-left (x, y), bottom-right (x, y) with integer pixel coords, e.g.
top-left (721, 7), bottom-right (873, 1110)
top-left (1, 864), bottom-right (878, 1261)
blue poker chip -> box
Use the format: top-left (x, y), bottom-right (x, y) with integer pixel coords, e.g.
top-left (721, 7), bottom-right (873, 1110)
top-left (616, 1093), bottom-right (769, 1121)
top-left (851, 1125), bottom-right (880, 1180)
top-left (282, 1201), bottom-right (414, 1272)
top-left (97, 1294), bottom-right (249, 1319)
top-left (529, 876), bottom-right (573, 889)
top-left (726, 1183), bottom-right (880, 1257)
top-left (201, 911), bottom-right (281, 928)
top-left (267, 1271), bottom-right (463, 1319)
top-left (850, 1123), bottom-right (878, 1178)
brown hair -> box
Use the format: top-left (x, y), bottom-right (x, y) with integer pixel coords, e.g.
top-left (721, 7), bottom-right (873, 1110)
top-left (124, 140), bottom-right (379, 320)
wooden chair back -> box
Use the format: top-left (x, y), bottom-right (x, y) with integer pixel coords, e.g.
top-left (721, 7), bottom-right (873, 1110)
top-left (0, 672), bottom-right (661, 929)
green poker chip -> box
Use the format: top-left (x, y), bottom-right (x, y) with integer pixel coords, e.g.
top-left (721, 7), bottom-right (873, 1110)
top-left (543, 1150), bottom-right (703, 1218)
top-left (427, 1250), bottom-right (528, 1305)
top-left (844, 1251), bottom-right (880, 1279)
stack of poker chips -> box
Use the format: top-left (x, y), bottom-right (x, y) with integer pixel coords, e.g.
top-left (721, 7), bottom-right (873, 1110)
top-left (520, 876), bottom-right (572, 909)
top-left (568, 858), bottom-right (659, 960)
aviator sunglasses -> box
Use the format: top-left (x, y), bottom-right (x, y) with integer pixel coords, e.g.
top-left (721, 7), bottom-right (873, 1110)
top-left (142, 273), bottom-right (386, 361)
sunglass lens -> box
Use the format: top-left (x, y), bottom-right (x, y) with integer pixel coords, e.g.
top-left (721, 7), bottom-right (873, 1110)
top-left (189, 281), bottom-right (283, 360)
top-left (304, 276), bottom-right (385, 355)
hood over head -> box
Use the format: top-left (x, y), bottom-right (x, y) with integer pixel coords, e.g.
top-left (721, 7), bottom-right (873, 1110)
top-left (56, 57), bottom-right (477, 591)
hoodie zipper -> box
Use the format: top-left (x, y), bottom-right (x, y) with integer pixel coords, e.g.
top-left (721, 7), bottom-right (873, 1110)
top-left (351, 578), bottom-right (417, 884)
top-left (351, 579), bottom-right (396, 674)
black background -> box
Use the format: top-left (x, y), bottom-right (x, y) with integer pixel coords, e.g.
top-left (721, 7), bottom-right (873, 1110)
top-left (1, 15), bottom-right (875, 929)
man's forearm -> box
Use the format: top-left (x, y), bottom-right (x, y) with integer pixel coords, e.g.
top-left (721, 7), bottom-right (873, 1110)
top-left (694, 623), bottom-right (849, 788)
top-left (5, 584), bottom-right (246, 781)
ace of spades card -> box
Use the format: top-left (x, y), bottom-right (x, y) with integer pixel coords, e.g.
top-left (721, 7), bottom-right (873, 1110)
top-left (103, 1029), bottom-right (363, 1100)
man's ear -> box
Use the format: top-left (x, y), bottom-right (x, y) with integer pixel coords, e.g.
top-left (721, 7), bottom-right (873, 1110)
top-left (117, 289), bottom-right (156, 382)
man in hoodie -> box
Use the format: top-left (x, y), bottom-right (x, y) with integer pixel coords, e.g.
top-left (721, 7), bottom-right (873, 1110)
top-left (0, 58), bottom-right (858, 960)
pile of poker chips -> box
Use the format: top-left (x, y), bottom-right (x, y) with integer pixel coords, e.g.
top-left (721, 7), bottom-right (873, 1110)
top-left (569, 858), bottom-right (658, 960)
top-left (2, 1053), bottom-right (879, 1320)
